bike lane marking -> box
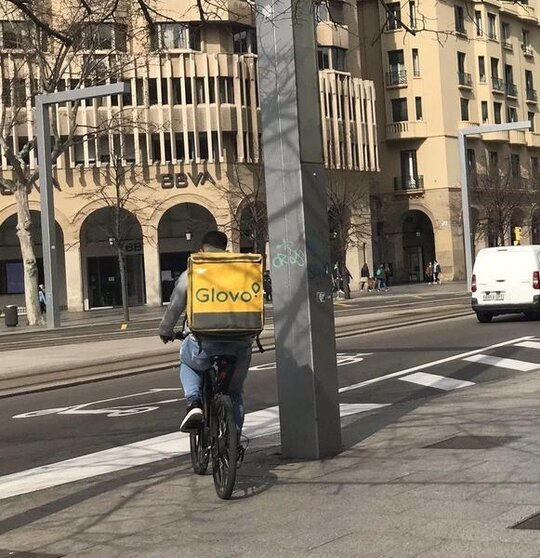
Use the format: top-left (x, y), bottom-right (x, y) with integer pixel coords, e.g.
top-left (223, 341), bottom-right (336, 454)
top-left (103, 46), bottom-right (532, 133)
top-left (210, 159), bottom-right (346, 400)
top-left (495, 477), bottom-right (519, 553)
top-left (399, 372), bottom-right (474, 391)
top-left (0, 403), bottom-right (388, 501)
top-left (338, 335), bottom-right (533, 394)
top-left (463, 354), bottom-right (540, 372)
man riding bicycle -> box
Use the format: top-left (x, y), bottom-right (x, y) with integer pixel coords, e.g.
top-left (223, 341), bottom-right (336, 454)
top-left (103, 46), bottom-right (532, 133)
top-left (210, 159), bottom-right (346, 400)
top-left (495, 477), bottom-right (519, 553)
top-left (159, 230), bottom-right (254, 434)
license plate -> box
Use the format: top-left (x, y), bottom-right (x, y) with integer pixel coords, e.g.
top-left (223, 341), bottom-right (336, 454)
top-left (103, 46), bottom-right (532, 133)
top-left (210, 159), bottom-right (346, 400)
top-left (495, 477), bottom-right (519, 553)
top-left (483, 292), bottom-right (504, 301)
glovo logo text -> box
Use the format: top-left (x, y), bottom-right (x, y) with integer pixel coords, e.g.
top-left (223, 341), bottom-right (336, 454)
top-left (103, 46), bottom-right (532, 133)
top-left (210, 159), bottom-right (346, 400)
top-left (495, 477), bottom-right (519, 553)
top-left (195, 282), bottom-right (261, 304)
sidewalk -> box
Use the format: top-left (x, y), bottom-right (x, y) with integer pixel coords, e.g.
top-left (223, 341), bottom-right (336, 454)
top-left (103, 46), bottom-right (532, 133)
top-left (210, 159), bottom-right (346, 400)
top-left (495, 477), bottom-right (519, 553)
top-left (2, 353), bottom-right (540, 557)
top-left (0, 280), bottom-right (468, 334)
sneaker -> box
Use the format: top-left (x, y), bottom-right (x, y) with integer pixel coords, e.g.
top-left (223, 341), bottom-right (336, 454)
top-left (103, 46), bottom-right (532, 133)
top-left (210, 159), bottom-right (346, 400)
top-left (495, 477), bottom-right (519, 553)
top-left (180, 401), bottom-right (203, 432)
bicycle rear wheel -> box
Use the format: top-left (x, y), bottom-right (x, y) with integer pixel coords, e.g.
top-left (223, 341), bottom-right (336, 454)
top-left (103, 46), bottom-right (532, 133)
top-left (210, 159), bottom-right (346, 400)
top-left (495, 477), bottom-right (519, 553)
top-left (211, 394), bottom-right (238, 499)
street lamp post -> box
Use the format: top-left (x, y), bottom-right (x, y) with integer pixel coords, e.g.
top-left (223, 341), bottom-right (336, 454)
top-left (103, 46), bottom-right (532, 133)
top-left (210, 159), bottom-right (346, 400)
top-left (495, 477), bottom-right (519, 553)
top-left (35, 82), bottom-right (130, 329)
top-left (458, 120), bottom-right (531, 289)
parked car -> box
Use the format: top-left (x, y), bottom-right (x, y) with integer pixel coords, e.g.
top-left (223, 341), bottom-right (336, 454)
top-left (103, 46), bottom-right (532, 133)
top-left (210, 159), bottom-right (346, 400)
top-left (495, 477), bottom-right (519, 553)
top-left (471, 245), bottom-right (540, 323)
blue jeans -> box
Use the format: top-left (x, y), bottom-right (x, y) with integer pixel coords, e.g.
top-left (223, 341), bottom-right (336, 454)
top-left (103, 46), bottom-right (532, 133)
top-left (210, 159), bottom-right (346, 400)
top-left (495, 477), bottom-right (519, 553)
top-left (180, 334), bottom-right (253, 430)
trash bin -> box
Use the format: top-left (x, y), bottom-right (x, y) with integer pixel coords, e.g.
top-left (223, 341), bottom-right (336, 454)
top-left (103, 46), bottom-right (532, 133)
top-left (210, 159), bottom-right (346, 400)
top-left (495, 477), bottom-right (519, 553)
top-left (4, 305), bottom-right (18, 327)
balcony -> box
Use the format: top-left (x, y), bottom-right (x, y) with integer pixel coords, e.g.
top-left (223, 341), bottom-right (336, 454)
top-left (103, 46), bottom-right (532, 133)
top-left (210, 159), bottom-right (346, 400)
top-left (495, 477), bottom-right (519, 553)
top-left (491, 77), bottom-right (504, 92)
top-left (509, 129), bottom-right (527, 145)
top-left (526, 131), bottom-right (540, 148)
top-left (386, 69), bottom-right (407, 87)
top-left (394, 175), bottom-right (424, 192)
top-left (522, 44), bottom-right (534, 57)
top-left (502, 40), bottom-right (513, 51)
top-left (385, 121), bottom-right (428, 141)
top-left (488, 31), bottom-right (497, 41)
top-left (505, 82), bottom-right (518, 97)
top-left (455, 25), bottom-right (467, 37)
top-left (316, 21), bottom-right (349, 50)
top-left (527, 88), bottom-right (538, 102)
top-left (458, 72), bottom-right (472, 87)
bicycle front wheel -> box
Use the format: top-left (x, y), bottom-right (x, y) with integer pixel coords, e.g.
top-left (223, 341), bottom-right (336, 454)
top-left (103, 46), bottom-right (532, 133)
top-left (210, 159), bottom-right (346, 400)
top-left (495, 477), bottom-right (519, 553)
top-left (190, 424), bottom-right (210, 475)
top-left (211, 394), bottom-right (238, 499)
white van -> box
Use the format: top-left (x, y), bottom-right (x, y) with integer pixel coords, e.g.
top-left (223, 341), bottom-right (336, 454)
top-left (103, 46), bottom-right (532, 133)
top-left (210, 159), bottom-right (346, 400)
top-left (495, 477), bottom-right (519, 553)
top-left (471, 245), bottom-right (540, 323)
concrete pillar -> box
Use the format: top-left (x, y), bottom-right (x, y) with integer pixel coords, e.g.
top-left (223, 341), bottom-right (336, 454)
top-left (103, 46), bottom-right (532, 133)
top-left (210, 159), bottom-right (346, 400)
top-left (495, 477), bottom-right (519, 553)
top-left (64, 246), bottom-right (84, 312)
top-left (143, 228), bottom-right (162, 306)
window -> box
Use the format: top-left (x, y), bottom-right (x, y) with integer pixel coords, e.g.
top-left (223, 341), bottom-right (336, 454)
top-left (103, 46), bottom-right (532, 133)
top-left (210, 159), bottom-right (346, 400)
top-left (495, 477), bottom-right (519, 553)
top-left (501, 22), bottom-right (511, 47)
top-left (455, 6), bottom-right (465, 34)
top-left (494, 102), bottom-right (502, 123)
top-left (391, 98), bottom-right (408, 122)
top-left (73, 137), bottom-right (85, 165)
top-left (151, 133), bottom-right (161, 162)
top-left (400, 150), bottom-right (418, 185)
top-left (387, 2), bottom-right (402, 31)
top-left (415, 96), bottom-right (423, 120)
top-left (511, 153), bottom-right (520, 178)
top-left (318, 47), bottom-right (346, 71)
top-left (487, 13), bottom-right (497, 39)
top-left (481, 101), bottom-right (489, 123)
top-left (232, 25), bottom-right (257, 54)
top-left (467, 148), bottom-right (476, 177)
top-left (412, 48), bottom-right (420, 76)
top-left (223, 131), bottom-right (237, 161)
top-left (151, 23), bottom-right (200, 50)
top-left (507, 105), bottom-right (518, 122)
top-left (522, 28), bottom-right (530, 49)
top-left (80, 23), bottom-right (127, 51)
top-left (489, 151), bottom-right (498, 170)
top-left (528, 111), bottom-right (535, 131)
top-left (219, 77), bottom-right (234, 104)
top-left (1, 21), bottom-right (27, 49)
top-left (0, 261), bottom-right (24, 294)
top-left (148, 79), bottom-right (158, 105)
top-left (490, 57), bottom-right (499, 78)
top-left (316, 2), bottom-right (330, 21)
top-left (478, 56), bottom-right (486, 82)
top-left (457, 51), bottom-right (466, 74)
top-left (135, 78), bottom-right (144, 106)
top-left (196, 77), bottom-right (206, 104)
top-left (474, 10), bottom-right (483, 36)
top-left (526, 70), bottom-right (535, 100)
top-left (409, 1), bottom-right (417, 28)
top-left (532, 156), bottom-right (539, 179)
top-left (161, 78), bottom-right (168, 105)
top-left (460, 98), bottom-right (469, 121)
top-left (99, 136), bottom-right (110, 163)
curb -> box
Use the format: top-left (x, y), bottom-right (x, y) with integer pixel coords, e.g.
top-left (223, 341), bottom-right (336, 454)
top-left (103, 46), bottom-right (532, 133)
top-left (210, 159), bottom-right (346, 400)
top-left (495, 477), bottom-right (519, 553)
top-left (0, 309), bottom-right (473, 399)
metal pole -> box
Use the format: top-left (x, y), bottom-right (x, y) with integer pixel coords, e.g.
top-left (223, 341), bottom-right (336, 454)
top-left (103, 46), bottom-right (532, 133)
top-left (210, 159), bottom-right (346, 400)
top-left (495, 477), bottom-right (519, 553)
top-left (256, 0), bottom-right (341, 458)
top-left (35, 82), bottom-right (130, 329)
top-left (458, 131), bottom-right (473, 291)
top-left (36, 100), bottom-right (60, 328)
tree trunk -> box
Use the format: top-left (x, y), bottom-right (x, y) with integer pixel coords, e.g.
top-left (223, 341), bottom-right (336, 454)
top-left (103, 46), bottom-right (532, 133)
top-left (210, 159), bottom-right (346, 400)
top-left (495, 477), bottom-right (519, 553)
top-left (14, 186), bottom-right (42, 325)
top-left (117, 246), bottom-right (130, 322)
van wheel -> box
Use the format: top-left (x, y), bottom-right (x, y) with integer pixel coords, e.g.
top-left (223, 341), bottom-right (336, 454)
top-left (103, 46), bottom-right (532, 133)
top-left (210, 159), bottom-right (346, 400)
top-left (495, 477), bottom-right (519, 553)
top-left (476, 312), bottom-right (493, 323)
top-left (524, 312), bottom-right (540, 321)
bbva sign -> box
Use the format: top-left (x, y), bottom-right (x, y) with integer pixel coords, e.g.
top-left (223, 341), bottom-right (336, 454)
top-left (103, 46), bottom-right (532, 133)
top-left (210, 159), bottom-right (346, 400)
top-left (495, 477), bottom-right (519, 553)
top-left (161, 171), bottom-right (216, 189)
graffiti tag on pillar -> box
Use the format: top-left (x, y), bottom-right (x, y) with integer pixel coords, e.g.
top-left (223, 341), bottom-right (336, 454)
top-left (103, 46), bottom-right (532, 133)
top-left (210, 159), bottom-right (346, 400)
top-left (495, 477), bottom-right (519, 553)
top-left (272, 240), bottom-right (306, 269)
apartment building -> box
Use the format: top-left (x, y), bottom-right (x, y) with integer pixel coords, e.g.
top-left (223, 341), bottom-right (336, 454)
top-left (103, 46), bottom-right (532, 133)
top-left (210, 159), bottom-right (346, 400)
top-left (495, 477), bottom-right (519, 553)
top-left (0, 0), bottom-right (378, 311)
top-left (359, 0), bottom-right (540, 282)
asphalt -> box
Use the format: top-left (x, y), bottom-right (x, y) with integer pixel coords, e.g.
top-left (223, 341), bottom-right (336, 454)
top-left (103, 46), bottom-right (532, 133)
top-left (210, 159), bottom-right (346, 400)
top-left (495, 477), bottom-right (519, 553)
top-left (1, 313), bottom-right (540, 557)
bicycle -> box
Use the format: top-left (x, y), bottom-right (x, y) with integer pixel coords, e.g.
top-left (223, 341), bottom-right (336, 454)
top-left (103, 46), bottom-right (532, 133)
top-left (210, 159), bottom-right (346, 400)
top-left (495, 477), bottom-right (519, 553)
top-left (174, 334), bottom-right (241, 499)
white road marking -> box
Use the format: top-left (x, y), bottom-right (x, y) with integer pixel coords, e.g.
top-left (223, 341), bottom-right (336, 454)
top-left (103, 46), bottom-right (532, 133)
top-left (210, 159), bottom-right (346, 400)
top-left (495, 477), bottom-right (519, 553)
top-left (0, 403), bottom-right (386, 501)
top-left (399, 372), bottom-right (474, 391)
top-left (338, 335), bottom-right (533, 393)
top-left (463, 354), bottom-right (540, 372)
top-left (515, 341), bottom-right (540, 350)
top-left (249, 352), bottom-right (373, 372)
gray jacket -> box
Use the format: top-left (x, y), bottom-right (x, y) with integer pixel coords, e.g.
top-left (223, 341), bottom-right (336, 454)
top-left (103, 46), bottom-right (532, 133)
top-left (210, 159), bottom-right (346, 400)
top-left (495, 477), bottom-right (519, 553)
top-left (159, 270), bottom-right (188, 338)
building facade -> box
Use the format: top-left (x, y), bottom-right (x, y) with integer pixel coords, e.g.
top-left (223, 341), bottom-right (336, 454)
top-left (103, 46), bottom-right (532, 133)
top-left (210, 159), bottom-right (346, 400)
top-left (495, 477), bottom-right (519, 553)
top-left (0, 0), bottom-right (378, 311)
top-left (359, 0), bottom-right (540, 282)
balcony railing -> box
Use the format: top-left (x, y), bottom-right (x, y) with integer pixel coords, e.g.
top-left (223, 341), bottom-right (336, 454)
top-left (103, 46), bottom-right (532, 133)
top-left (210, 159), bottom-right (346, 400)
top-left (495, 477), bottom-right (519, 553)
top-left (527, 88), bottom-right (538, 102)
top-left (394, 175), bottom-right (424, 191)
top-left (488, 31), bottom-right (497, 40)
top-left (491, 77), bottom-right (504, 91)
top-left (386, 69), bottom-right (407, 87)
top-left (506, 82), bottom-right (518, 97)
top-left (502, 40), bottom-right (513, 51)
top-left (455, 25), bottom-right (467, 36)
top-left (458, 72), bottom-right (472, 87)
top-left (522, 44), bottom-right (534, 57)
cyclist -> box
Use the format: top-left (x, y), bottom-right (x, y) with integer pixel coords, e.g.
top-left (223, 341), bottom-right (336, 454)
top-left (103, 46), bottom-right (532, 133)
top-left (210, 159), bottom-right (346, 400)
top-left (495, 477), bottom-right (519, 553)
top-left (159, 230), bottom-right (254, 434)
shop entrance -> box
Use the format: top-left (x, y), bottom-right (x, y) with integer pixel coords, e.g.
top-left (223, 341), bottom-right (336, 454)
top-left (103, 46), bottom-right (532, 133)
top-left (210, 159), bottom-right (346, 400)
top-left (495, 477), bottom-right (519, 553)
top-left (402, 210), bottom-right (435, 282)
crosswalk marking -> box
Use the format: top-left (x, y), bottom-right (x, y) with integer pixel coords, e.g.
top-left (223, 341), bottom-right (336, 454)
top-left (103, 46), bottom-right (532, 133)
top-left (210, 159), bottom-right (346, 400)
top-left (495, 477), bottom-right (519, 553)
top-left (515, 341), bottom-right (540, 351)
top-left (463, 354), bottom-right (540, 372)
top-left (399, 372), bottom-right (474, 391)
top-left (0, 403), bottom-right (387, 501)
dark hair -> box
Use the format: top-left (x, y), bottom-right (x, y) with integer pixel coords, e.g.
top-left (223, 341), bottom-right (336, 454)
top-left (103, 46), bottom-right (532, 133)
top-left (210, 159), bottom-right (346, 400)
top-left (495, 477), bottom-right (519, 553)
top-left (201, 230), bottom-right (228, 250)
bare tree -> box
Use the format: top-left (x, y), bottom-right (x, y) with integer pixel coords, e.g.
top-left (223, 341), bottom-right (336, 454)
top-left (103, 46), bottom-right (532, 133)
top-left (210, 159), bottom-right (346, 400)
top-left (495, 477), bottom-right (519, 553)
top-left (75, 154), bottom-right (161, 321)
top-left (0, 1), bottom-right (148, 324)
top-left (471, 158), bottom-right (531, 247)
top-left (327, 172), bottom-right (370, 298)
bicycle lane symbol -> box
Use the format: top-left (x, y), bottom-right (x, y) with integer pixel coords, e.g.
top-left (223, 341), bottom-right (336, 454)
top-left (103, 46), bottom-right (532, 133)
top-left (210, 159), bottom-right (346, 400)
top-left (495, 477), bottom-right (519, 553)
top-left (249, 352), bottom-right (373, 371)
top-left (12, 388), bottom-right (184, 419)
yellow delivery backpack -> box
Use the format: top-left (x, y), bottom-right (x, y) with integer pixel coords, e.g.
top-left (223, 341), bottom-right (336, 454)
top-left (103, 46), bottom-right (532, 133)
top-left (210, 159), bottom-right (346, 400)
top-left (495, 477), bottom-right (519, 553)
top-left (187, 252), bottom-right (264, 336)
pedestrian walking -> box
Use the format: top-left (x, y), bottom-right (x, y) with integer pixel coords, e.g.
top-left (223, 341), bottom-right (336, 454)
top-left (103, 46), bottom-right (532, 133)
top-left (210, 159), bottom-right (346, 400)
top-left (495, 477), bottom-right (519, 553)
top-left (433, 259), bottom-right (442, 284)
top-left (360, 263), bottom-right (371, 292)
top-left (425, 262), bottom-right (433, 285)
top-left (38, 284), bottom-right (47, 314)
top-left (384, 263), bottom-right (393, 287)
top-left (263, 270), bottom-right (272, 302)
top-left (375, 264), bottom-right (389, 291)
